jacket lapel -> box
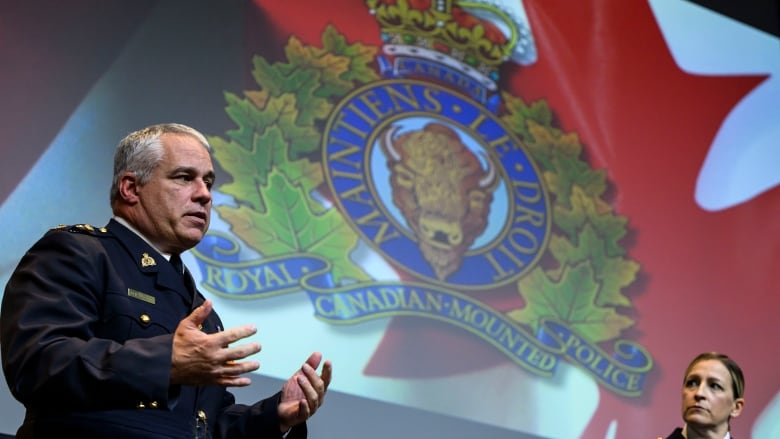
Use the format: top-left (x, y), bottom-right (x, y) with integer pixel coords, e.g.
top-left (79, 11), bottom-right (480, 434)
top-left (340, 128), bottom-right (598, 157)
top-left (106, 219), bottom-right (192, 304)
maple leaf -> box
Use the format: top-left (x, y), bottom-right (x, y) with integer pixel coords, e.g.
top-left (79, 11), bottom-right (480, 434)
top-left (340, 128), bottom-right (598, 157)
top-left (508, 262), bottom-right (634, 343)
top-left (523, 121), bottom-right (608, 205)
top-left (499, 92), bottom-right (555, 142)
top-left (217, 170), bottom-right (368, 283)
top-left (554, 186), bottom-right (628, 257)
top-left (250, 26), bottom-right (377, 129)
top-left (208, 134), bottom-right (271, 212)
top-left (319, 25), bottom-right (379, 84)
top-left (209, 102), bottom-right (323, 215)
top-left (223, 88), bottom-right (321, 165)
top-left (218, 25), bottom-right (378, 179)
top-left (250, 44), bottom-right (333, 129)
top-left (284, 37), bottom-right (352, 97)
top-left (277, 157), bottom-right (325, 212)
top-left (548, 224), bottom-right (639, 307)
top-left (221, 92), bottom-right (265, 148)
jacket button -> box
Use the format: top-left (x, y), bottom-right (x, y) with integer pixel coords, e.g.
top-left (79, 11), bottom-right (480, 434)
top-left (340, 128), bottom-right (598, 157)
top-left (140, 314), bottom-right (151, 324)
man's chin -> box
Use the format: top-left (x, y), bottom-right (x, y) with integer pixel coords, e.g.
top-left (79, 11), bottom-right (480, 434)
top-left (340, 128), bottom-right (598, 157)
top-left (179, 230), bottom-right (206, 249)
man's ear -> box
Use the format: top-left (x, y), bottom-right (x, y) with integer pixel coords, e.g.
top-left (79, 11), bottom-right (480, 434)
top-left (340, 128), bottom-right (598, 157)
top-left (731, 397), bottom-right (745, 418)
top-left (118, 172), bottom-right (140, 204)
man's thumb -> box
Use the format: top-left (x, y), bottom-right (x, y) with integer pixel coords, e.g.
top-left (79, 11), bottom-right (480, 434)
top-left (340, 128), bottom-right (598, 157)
top-left (187, 299), bottom-right (212, 327)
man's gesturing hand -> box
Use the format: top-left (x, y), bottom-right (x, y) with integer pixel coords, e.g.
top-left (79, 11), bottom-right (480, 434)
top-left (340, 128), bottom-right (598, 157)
top-left (170, 299), bottom-right (261, 387)
top-left (279, 352), bottom-right (333, 431)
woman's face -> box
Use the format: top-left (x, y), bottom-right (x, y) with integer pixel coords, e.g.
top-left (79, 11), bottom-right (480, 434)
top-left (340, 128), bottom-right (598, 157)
top-left (681, 359), bottom-right (744, 433)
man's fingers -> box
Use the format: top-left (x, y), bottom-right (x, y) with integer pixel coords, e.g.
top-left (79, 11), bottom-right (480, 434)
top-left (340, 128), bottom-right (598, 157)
top-left (302, 359), bottom-right (332, 393)
top-left (216, 375), bottom-right (254, 387)
top-left (304, 351), bottom-right (323, 369)
top-left (220, 342), bottom-right (261, 366)
top-left (186, 299), bottom-right (213, 327)
top-left (219, 359), bottom-right (260, 376)
top-left (299, 399), bottom-right (311, 420)
top-left (298, 364), bottom-right (329, 414)
top-left (214, 324), bottom-right (258, 346)
top-left (321, 359), bottom-right (333, 390)
top-left (297, 375), bottom-right (318, 414)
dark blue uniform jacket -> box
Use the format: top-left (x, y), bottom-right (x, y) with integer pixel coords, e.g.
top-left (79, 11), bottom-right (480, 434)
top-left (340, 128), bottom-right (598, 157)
top-left (1, 220), bottom-right (305, 439)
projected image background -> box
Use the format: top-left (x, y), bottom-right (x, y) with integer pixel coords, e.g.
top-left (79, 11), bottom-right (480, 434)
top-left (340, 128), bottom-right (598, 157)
top-left (1, 1), bottom-right (778, 438)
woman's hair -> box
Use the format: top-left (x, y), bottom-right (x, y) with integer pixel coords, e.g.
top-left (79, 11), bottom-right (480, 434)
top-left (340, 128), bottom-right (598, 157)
top-left (109, 123), bottom-right (210, 206)
top-left (684, 352), bottom-right (745, 399)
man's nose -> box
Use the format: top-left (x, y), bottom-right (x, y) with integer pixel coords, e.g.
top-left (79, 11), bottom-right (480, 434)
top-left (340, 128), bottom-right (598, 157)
top-left (193, 179), bottom-right (212, 203)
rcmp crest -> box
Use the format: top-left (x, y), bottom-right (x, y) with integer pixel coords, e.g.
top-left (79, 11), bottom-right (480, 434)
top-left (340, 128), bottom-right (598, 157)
top-left (193, 0), bottom-right (652, 397)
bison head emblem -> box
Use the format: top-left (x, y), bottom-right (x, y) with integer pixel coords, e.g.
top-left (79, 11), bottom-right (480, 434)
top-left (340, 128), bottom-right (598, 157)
top-left (379, 122), bottom-right (499, 281)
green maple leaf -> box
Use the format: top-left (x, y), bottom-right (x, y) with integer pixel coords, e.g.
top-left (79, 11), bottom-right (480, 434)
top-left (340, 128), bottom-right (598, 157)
top-left (223, 89), bottom-right (321, 164)
top-left (320, 25), bottom-right (379, 84)
top-left (263, 46), bottom-right (337, 126)
top-left (277, 157), bottom-right (325, 213)
top-left (211, 116), bottom-right (296, 210)
top-left (522, 121), bottom-right (607, 205)
top-left (283, 36), bottom-right (351, 98)
top-left (252, 92), bottom-right (321, 159)
top-left (500, 92), bottom-right (555, 142)
top-left (218, 25), bottom-right (379, 178)
top-left (216, 170), bottom-right (368, 283)
top-left (249, 45), bottom-right (333, 128)
top-left (209, 134), bottom-right (270, 212)
top-left (500, 95), bottom-right (640, 343)
top-left (508, 263), bottom-right (634, 343)
top-left (548, 224), bottom-right (639, 307)
top-left (221, 92), bottom-right (264, 148)
top-left (554, 186), bottom-right (628, 257)
top-left (211, 112), bottom-right (325, 214)
top-left (250, 26), bottom-right (377, 129)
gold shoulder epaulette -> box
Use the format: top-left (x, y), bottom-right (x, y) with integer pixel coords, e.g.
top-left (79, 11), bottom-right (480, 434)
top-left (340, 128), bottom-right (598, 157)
top-left (53, 224), bottom-right (109, 235)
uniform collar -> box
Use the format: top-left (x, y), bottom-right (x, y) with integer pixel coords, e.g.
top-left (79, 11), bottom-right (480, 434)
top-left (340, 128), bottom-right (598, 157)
top-left (107, 218), bottom-right (195, 304)
top-left (112, 216), bottom-right (172, 261)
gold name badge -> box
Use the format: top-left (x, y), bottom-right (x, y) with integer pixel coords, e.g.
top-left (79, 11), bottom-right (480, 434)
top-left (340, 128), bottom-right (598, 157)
top-left (127, 288), bottom-right (156, 305)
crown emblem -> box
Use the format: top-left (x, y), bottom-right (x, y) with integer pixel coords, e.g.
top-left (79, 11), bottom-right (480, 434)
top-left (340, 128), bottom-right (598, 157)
top-left (367, 0), bottom-right (536, 105)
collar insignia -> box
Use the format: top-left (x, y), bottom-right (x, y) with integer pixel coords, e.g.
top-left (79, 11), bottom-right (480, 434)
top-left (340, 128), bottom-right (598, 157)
top-left (141, 252), bottom-right (156, 267)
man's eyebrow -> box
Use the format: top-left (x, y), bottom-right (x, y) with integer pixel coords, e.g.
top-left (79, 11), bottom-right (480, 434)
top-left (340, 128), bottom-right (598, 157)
top-left (170, 166), bottom-right (215, 179)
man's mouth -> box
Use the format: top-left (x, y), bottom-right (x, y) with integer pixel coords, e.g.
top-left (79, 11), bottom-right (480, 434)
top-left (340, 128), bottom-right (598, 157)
top-left (185, 212), bottom-right (208, 226)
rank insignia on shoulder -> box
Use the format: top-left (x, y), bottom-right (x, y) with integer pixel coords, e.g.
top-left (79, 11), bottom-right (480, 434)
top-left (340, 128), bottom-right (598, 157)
top-left (141, 252), bottom-right (156, 267)
top-left (58, 224), bottom-right (107, 235)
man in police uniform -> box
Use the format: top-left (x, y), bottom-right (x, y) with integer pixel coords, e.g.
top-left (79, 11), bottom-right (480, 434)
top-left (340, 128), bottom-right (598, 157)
top-left (0, 123), bottom-right (332, 438)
